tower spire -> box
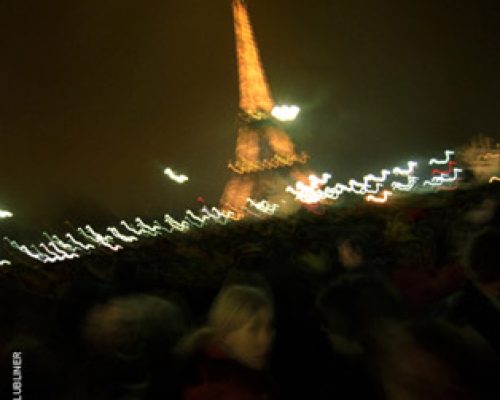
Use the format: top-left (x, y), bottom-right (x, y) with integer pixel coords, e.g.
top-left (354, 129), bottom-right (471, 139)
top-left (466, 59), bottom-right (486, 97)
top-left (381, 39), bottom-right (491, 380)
top-left (233, 0), bottom-right (274, 115)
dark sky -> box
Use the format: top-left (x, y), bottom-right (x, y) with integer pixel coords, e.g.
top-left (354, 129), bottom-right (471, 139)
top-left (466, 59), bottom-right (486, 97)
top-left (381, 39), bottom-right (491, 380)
top-left (0, 0), bottom-right (499, 232)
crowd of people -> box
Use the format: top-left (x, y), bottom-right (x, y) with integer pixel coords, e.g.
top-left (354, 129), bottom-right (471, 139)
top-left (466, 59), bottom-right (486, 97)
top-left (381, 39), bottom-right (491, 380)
top-left (0, 183), bottom-right (499, 399)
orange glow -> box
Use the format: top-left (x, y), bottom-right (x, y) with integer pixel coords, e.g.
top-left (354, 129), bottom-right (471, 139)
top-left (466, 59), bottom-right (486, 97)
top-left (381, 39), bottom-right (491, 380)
top-left (235, 127), bottom-right (260, 162)
top-left (228, 152), bottom-right (309, 174)
top-left (220, 175), bottom-right (254, 215)
top-left (365, 190), bottom-right (393, 204)
top-left (220, 1), bottom-right (310, 216)
top-left (233, 0), bottom-right (274, 114)
top-left (265, 126), bottom-right (296, 157)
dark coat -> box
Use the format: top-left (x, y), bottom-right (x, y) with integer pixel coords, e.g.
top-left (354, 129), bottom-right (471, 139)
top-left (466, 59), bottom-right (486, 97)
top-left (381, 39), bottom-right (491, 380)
top-left (181, 342), bottom-right (275, 400)
top-left (435, 282), bottom-right (500, 355)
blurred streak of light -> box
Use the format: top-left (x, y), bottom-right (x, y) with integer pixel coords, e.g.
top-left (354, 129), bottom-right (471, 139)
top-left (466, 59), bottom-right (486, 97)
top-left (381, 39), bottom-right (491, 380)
top-left (164, 215), bottom-right (191, 232)
top-left (107, 227), bottom-right (139, 243)
top-left (0, 210), bottom-right (13, 219)
top-left (391, 176), bottom-right (419, 192)
top-left (47, 242), bottom-right (79, 259)
top-left (121, 220), bottom-right (145, 236)
top-left (185, 211), bottom-right (211, 229)
top-left (432, 161), bottom-right (457, 175)
top-left (286, 173), bottom-right (332, 204)
top-left (43, 233), bottom-right (77, 252)
top-left (5, 204), bottom-right (242, 263)
top-left (246, 198), bottom-right (280, 214)
top-left (490, 176), bottom-right (499, 183)
top-left (135, 218), bottom-right (163, 236)
top-left (429, 150), bottom-right (454, 165)
top-left (365, 190), bottom-right (393, 203)
top-left (201, 206), bottom-right (234, 225)
top-left (4, 238), bottom-right (47, 262)
top-left (271, 105), bottom-right (300, 121)
top-left (393, 161), bottom-right (418, 176)
top-left (423, 168), bottom-right (463, 187)
top-left (78, 226), bottom-right (122, 251)
top-left (392, 161), bottom-right (419, 192)
top-left (0, 260), bottom-right (11, 266)
top-left (5, 147), bottom-right (472, 264)
top-left (65, 233), bottom-right (95, 251)
top-left (40, 243), bottom-right (79, 261)
top-left (164, 168), bottom-right (189, 184)
top-left (363, 169), bottom-right (391, 185)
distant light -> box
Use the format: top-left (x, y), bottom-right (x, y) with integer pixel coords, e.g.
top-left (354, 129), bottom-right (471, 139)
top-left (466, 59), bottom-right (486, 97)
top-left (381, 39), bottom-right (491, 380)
top-left (272, 105), bottom-right (300, 121)
top-left (365, 190), bottom-right (393, 204)
top-left (490, 176), bottom-right (500, 183)
top-left (0, 210), bottom-right (13, 219)
top-left (164, 168), bottom-right (189, 184)
top-left (429, 150), bottom-right (454, 165)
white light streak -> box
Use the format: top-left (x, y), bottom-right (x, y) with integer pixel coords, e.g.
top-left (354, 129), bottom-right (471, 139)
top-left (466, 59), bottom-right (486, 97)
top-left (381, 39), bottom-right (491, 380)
top-left (365, 190), bottom-right (393, 203)
top-left (107, 227), bottom-right (139, 243)
top-left (0, 210), bottom-right (13, 219)
top-left (423, 168), bottom-right (463, 187)
top-left (246, 199), bottom-right (280, 215)
top-left (286, 173), bottom-right (332, 204)
top-left (393, 161), bottom-right (418, 176)
top-left (363, 169), bottom-right (391, 186)
top-left (429, 150), bottom-right (454, 165)
top-left (391, 176), bottom-right (419, 192)
top-left (271, 105), bottom-right (300, 121)
top-left (66, 233), bottom-right (95, 251)
top-left (164, 168), bottom-right (189, 184)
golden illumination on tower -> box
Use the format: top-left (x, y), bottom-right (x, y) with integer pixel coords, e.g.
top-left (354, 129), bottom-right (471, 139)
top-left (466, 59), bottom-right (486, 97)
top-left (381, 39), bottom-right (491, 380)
top-left (233, 0), bottom-right (274, 114)
top-left (220, 0), bottom-right (310, 214)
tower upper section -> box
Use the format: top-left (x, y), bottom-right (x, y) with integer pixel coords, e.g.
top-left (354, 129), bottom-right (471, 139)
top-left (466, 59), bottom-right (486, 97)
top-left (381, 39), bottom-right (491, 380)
top-left (233, 0), bottom-right (275, 116)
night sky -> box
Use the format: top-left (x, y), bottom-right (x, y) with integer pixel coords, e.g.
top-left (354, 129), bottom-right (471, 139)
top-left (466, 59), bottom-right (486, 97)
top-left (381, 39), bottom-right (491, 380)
top-left (1, 0), bottom-right (499, 233)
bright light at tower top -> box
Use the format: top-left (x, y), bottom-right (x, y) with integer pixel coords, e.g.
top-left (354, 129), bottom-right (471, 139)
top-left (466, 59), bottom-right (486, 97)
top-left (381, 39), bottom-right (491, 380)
top-left (272, 105), bottom-right (300, 121)
top-left (0, 210), bottom-right (13, 219)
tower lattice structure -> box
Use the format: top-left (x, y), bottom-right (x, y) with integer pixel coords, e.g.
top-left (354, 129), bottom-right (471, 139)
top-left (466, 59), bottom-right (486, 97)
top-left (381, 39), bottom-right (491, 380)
top-left (220, 0), bottom-right (309, 215)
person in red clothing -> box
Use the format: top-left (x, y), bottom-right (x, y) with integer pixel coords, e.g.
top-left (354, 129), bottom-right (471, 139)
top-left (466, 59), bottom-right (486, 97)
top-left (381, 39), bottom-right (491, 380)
top-left (177, 284), bottom-right (275, 400)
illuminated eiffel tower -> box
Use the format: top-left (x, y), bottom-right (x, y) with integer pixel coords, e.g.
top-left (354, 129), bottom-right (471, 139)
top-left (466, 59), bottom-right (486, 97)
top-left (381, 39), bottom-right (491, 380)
top-left (220, 0), bottom-right (309, 216)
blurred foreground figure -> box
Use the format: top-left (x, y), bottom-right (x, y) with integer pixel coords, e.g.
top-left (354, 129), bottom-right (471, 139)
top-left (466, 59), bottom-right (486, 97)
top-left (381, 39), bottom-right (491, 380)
top-left (317, 275), bottom-right (497, 399)
top-left (83, 294), bottom-right (186, 400)
top-left (177, 284), bottom-right (275, 400)
top-left (336, 231), bottom-right (385, 277)
top-left (436, 228), bottom-right (500, 355)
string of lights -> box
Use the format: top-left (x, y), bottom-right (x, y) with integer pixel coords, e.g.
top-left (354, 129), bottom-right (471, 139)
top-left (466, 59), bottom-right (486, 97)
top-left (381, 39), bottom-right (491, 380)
top-left (286, 151), bottom-right (462, 205)
top-left (4, 201), bottom-right (275, 264)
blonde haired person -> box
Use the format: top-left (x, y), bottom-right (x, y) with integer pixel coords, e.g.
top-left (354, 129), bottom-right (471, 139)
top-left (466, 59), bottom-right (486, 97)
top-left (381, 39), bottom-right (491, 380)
top-left (177, 284), bottom-right (276, 400)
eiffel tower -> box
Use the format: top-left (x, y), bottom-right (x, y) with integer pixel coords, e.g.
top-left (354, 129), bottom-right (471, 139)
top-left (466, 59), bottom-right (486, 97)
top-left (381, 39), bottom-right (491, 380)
top-left (220, 0), bottom-right (309, 216)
